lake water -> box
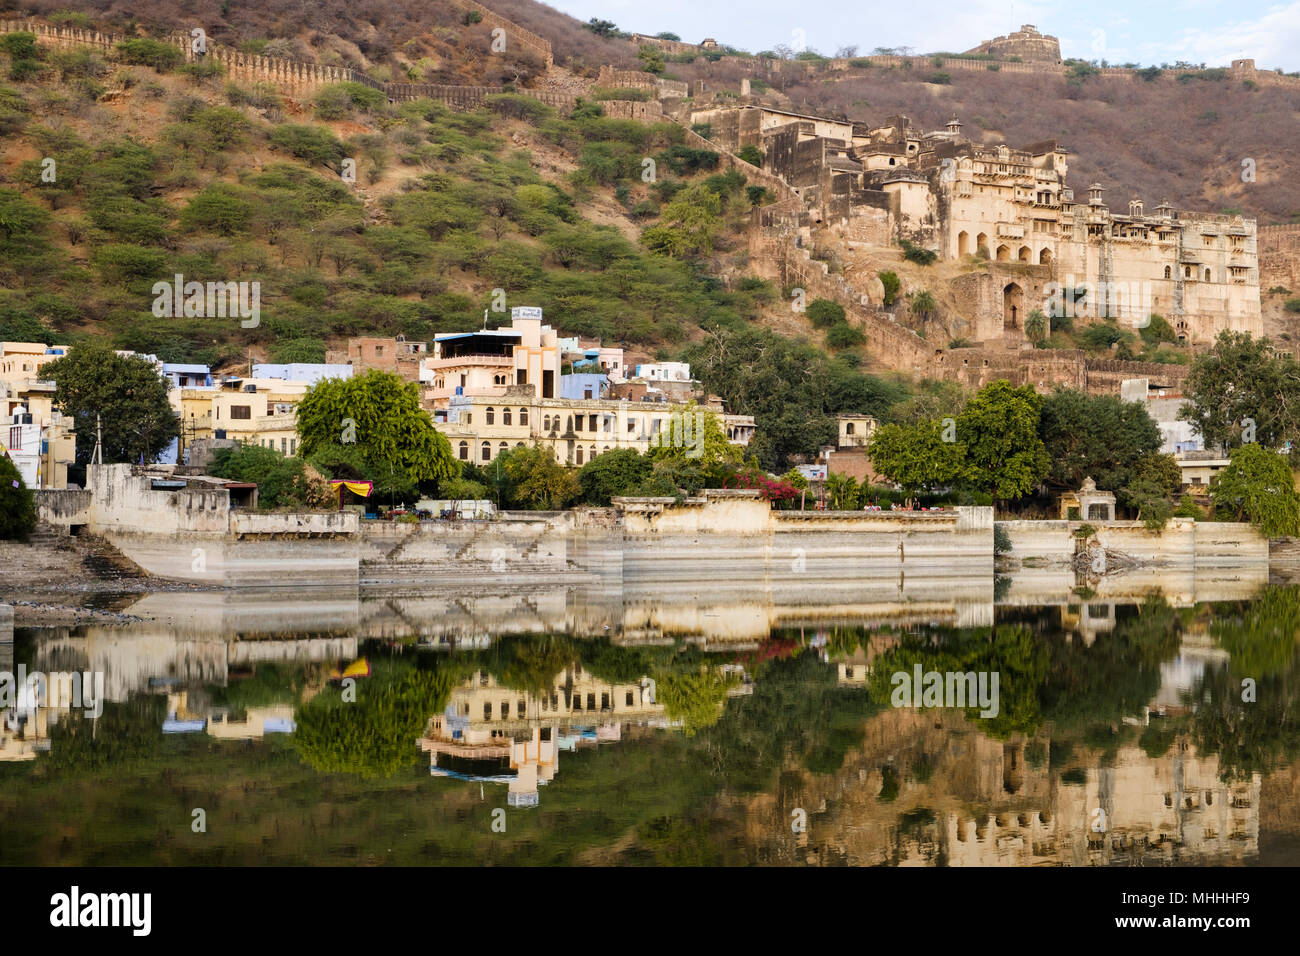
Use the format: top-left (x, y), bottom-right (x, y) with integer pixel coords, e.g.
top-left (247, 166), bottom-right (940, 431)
top-left (3, 580), bottom-right (1299, 866)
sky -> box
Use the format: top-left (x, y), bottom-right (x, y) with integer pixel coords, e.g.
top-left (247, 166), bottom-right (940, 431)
top-left (544, 0), bottom-right (1300, 72)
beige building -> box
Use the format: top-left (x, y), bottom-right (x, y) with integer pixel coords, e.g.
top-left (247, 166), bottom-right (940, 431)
top-left (421, 307), bottom-right (563, 409)
top-left (1, 378), bottom-right (76, 489)
top-left (180, 378), bottom-right (308, 458)
top-left (1, 342), bottom-right (71, 382)
top-left (420, 666), bottom-right (666, 806)
top-left (697, 102), bottom-right (1262, 347)
top-left (435, 386), bottom-right (752, 467)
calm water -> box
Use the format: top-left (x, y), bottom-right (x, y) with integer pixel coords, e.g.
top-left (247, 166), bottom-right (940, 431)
top-left (3, 581), bottom-right (1299, 866)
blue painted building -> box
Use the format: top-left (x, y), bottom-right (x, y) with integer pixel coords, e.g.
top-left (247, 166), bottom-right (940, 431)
top-left (560, 373), bottom-right (610, 401)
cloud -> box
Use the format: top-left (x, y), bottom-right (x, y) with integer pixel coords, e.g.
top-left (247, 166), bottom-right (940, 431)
top-left (1123, 2), bottom-right (1300, 69)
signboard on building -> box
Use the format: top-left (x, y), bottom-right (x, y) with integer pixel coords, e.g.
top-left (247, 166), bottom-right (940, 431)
top-left (797, 464), bottom-right (828, 481)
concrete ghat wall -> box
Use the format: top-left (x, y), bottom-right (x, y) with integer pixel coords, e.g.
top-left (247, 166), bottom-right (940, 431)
top-left (1001, 519), bottom-right (1268, 568)
top-left (104, 534), bottom-right (361, 588)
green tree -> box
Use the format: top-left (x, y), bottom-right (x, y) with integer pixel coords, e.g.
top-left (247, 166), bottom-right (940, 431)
top-left (179, 184), bottom-right (253, 235)
top-left (1038, 389), bottom-right (1162, 491)
top-left (736, 145), bottom-right (763, 167)
top-left (0, 454), bottom-right (36, 540)
top-left (1139, 313), bottom-right (1177, 346)
top-left (208, 444), bottom-right (323, 510)
top-left (868, 419), bottom-right (964, 496)
top-left (1180, 331), bottom-right (1300, 450)
top-left (496, 443), bottom-right (580, 510)
top-left (878, 270), bottom-right (901, 306)
top-left (641, 183), bottom-right (722, 258)
top-left (577, 447), bottom-right (652, 504)
top-left (1124, 478), bottom-right (1174, 530)
top-left (824, 471), bottom-right (861, 510)
top-left (957, 380), bottom-right (1049, 501)
top-left (42, 342), bottom-right (178, 465)
top-left (269, 124), bottom-right (346, 169)
top-left (645, 404), bottom-right (743, 483)
top-left (115, 38), bottom-right (184, 71)
top-left (806, 298), bottom-right (845, 329)
top-left (295, 370), bottom-right (457, 501)
top-left (657, 666), bottom-right (737, 736)
top-left (825, 322), bottom-right (865, 349)
top-left (294, 665), bottom-right (452, 777)
top-left (1210, 442), bottom-right (1300, 536)
top-left (1024, 308), bottom-right (1048, 346)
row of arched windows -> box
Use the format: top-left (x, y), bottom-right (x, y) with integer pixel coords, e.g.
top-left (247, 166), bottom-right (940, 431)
top-left (483, 407), bottom-right (528, 426)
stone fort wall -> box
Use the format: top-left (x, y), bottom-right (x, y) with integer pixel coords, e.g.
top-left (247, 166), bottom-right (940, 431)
top-left (1259, 224), bottom-right (1300, 291)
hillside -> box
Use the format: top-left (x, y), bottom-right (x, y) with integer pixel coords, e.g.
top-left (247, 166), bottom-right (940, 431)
top-left (0, 20), bottom-right (907, 468)
top-left (6, 1), bottom-right (1300, 469)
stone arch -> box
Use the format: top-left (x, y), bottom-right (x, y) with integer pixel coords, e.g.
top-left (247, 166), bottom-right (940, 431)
top-left (1164, 265), bottom-right (1171, 279)
top-left (1018, 245), bottom-right (1031, 262)
top-left (1003, 282), bottom-right (1024, 330)
top-left (1038, 247), bottom-right (1052, 265)
top-left (957, 230), bottom-right (970, 256)
top-left (1204, 267), bottom-right (1212, 282)
top-left (996, 244), bottom-right (1010, 261)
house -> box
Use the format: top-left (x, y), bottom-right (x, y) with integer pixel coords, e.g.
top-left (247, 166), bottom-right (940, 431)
top-left (420, 307), bottom-right (563, 409)
top-left (327, 335), bottom-right (427, 381)
top-left (251, 363), bottom-right (352, 386)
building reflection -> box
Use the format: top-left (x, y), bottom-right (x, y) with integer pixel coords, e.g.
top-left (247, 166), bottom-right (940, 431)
top-left (420, 665), bottom-right (673, 806)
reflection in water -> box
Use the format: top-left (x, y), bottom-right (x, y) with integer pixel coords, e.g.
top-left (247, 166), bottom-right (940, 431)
top-left (0, 579), bottom-right (1298, 865)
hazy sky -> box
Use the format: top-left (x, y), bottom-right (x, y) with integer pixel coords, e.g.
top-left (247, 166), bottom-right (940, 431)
top-left (544, 0), bottom-right (1300, 71)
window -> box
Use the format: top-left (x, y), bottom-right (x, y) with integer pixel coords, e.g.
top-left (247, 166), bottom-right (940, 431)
top-left (583, 388), bottom-right (593, 399)
top-left (289, 439), bottom-right (296, 456)
top-left (846, 422), bottom-right (854, 435)
top-left (519, 408), bottom-right (528, 426)
top-left (459, 441), bottom-right (469, 461)
top-left (503, 408), bottom-right (512, 426)
top-left (1164, 266), bottom-right (1171, 279)
top-left (486, 407), bottom-right (495, 425)
top-left (481, 442), bottom-right (491, 461)
top-left (517, 699), bottom-right (525, 716)
top-left (587, 693), bottom-right (596, 710)
top-left (484, 703), bottom-right (492, 719)
top-left (281, 438), bottom-right (287, 454)
top-left (375, 346), bottom-right (384, 356)
top-left (499, 442), bottom-right (508, 455)
top-left (500, 701), bottom-right (509, 718)
top-left (576, 447), bottom-right (584, 465)
top-left (543, 415), bottom-right (551, 430)
top-left (575, 415), bottom-right (584, 432)
top-left (626, 692), bottom-right (634, 706)
top-left (230, 405), bottom-right (251, 420)
top-left (588, 414), bottom-right (597, 432)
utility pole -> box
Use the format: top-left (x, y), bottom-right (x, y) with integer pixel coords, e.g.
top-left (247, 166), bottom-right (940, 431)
top-left (93, 414), bottom-right (102, 466)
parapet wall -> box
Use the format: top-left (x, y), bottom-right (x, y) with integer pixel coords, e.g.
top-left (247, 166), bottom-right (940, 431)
top-left (443, 0), bottom-right (554, 68)
top-left (931, 347), bottom-right (1192, 395)
top-left (1001, 518), bottom-right (1268, 569)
